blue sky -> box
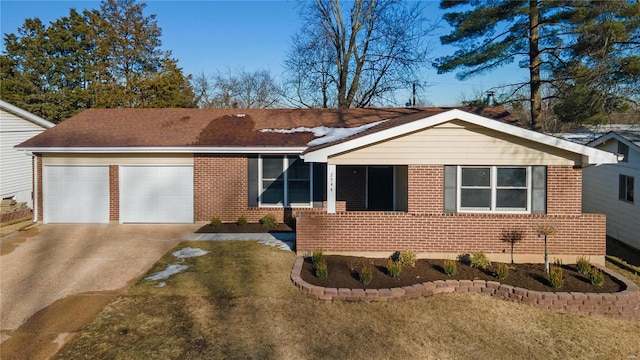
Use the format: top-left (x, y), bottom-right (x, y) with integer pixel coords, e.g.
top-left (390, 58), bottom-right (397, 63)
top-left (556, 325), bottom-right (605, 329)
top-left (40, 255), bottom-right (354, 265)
top-left (1, 0), bottom-right (528, 107)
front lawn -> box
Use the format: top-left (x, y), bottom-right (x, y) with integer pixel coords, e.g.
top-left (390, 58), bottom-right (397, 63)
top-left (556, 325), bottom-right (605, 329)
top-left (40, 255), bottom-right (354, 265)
top-left (56, 241), bottom-right (640, 359)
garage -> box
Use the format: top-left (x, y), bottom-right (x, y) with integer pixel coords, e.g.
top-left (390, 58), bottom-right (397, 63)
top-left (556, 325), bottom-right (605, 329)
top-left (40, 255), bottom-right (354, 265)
top-left (43, 165), bottom-right (110, 223)
top-left (119, 165), bottom-right (193, 223)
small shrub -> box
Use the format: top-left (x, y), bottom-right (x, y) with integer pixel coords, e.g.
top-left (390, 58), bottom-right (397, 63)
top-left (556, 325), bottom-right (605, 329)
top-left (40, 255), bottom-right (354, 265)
top-left (311, 249), bottom-right (324, 264)
top-left (549, 260), bottom-right (564, 289)
top-left (589, 268), bottom-right (605, 287)
top-left (236, 216), bottom-right (248, 227)
top-left (457, 253), bottom-right (471, 265)
top-left (398, 249), bottom-right (417, 267)
top-left (358, 265), bottom-right (373, 285)
top-left (470, 252), bottom-right (491, 270)
top-left (210, 216), bottom-right (222, 227)
top-left (443, 259), bottom-right (457, 276)
top-left (315, 261), bottom-right (328, 279)
top-left (387, 259), bottom-right (402, 278)
top-left (495, 263), bottom-right (509, 280)
top-left (576, 256), bottom-right (591, 275)
top-left (260, 214), bottom-right (278, 228)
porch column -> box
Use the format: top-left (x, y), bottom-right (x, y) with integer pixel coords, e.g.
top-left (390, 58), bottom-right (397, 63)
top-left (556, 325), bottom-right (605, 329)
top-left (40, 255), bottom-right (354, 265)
top-left (327, 164), bottom-right (336, 213)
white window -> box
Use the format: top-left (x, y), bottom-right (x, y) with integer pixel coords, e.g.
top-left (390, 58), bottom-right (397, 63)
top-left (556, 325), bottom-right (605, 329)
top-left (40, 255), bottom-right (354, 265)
top-left (458, 166), bottom-right (531, 213)
top-left (259, 155), bottom-right (312, 207)
top-left (619, 174), bottom-right (634, 204)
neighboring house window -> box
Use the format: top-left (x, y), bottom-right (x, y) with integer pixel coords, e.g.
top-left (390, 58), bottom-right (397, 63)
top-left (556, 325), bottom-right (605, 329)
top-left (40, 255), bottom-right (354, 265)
top-left (259, 155), bottom-right (311, 206)
top-left (618, 142), bottom-right (629, 163)
top-left (619, 174), bottom-right (634, 204)
top-left (458, 166), bottom-right (530, 212)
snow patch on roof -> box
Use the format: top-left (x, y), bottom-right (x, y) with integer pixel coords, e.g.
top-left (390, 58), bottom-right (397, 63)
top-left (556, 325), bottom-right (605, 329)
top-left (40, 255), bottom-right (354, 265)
top-left (260, 120), bottom-right (387, 146)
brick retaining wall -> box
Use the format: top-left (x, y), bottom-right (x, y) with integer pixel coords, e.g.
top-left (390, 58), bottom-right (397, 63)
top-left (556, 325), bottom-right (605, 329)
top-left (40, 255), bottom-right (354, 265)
top-left (291, 257), bottom-right (640, 320)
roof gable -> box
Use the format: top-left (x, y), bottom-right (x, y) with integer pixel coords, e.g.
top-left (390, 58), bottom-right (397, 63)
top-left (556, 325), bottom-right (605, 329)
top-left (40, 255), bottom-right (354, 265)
top-left (588, 131), bottom-right (640, 153)
top-left (0, 100), bottom-right (55, 129)
top-left (302, 109), bottom-right (618, 165)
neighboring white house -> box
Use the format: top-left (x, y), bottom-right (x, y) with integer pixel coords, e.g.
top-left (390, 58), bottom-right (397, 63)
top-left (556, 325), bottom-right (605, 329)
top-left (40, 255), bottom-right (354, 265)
top-left (583, 127), bottom-right (640, 250)
top-left (0, 100), bottom-right (55, 207)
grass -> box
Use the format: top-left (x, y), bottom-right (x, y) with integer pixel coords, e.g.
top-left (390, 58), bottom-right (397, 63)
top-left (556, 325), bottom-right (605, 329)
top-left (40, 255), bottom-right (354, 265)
top-left (56, 241), bottom-right (640, 359)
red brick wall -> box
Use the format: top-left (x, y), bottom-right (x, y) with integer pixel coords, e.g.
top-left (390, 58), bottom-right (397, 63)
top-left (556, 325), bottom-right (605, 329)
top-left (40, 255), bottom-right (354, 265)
top-left (109, 165), bottom-right (119, 221)
top-left (547, 166), bottom-right (582, 214)
top-left (193, 154), bottom-right (311, 224)
top-left (408, 165), bottom-right (443, 213)
top-left (296, 211), bottom-right (606, 256)
top-left (297, 165), bottom-right (605, 259)
top-left (36, 154), bottom-right (42, 222)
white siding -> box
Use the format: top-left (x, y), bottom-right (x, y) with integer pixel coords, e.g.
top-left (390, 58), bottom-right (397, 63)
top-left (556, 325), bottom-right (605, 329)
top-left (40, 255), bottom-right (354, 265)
top-left (0, 109), bottom-right (50, 206)
top-left (330, 120), bottom-right (580, 166)
top-left (583, 139), bottom-right (640, 249)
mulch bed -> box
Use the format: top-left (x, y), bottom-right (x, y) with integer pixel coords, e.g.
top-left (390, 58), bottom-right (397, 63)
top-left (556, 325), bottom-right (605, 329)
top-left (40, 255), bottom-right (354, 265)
top-left (301, 255), bottom-right (625, 293)
top-left (196, 223), bottom-right (293, 233)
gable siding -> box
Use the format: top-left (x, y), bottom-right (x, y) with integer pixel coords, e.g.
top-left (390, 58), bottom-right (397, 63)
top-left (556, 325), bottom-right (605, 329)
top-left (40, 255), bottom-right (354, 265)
top-left (0, 109), bottom-right (49, 206)
top-left (583, 138), bottom-right (640, 249)
top-left (329, 120), bottom-right (580, 166)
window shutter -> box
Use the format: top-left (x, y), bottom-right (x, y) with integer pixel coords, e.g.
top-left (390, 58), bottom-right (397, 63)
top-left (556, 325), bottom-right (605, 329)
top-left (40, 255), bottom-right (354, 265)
top-left (531, 166), bottom-right (546, 213)
top-left (248, 156), bottom-right (258, 207)
top-left (312, 163), bottom-right (326, 208)
top-left (444, 165), bottom-right (457, 213)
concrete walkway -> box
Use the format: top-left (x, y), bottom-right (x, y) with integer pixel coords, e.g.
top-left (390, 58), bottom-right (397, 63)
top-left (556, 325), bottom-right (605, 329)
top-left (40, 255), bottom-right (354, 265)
top-left (0, 223), bottom-right (199, 360)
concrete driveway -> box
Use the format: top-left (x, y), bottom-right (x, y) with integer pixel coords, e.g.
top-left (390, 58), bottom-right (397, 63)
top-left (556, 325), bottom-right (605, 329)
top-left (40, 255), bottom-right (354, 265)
top-left (0, 223), bottom-right (199, 359)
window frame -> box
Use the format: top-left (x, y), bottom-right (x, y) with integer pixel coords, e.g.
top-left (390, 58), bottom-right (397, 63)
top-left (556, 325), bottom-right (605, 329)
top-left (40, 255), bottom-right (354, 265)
top-left (258, 155), bottom-right (313, 208)
top-left (619, 174), bottom-right (634, 204)
top-left (457, 166), bottom-right (532, 214)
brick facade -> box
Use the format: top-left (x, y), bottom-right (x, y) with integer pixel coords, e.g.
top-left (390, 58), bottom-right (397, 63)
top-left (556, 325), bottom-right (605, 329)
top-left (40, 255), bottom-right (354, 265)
top-left (109, 165), bottom-right (119, 221)
top-left (336, 166), bottom-right (366, 211)
top-left (407, 165), bottom-right (443, 213)
top-left (193, 154), bottom-right (311, 224)
top-left (36, 154), bottom-right (42, 222)
top-left (297, 165), bottom-right (607, 263)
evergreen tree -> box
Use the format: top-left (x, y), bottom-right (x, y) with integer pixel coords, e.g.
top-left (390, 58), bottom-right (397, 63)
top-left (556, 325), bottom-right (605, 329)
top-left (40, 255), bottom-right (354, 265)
top-left (0, 0), bottom-right (195, 123)
top-left (435, 0), bottom-right (639, 129)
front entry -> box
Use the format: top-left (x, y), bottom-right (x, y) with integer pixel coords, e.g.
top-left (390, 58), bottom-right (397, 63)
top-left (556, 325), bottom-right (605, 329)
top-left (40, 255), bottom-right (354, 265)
top-left (367, 166), bottom-right (394, 210)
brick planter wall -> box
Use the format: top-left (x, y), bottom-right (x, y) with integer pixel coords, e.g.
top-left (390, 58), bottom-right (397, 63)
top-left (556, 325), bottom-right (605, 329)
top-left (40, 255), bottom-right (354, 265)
top-left (291, 258), bottom-right (640, 320)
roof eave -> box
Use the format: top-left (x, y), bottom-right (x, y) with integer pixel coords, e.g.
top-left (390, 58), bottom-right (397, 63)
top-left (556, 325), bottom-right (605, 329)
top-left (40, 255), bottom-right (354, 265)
top-left (15, 146), bottom-right (308, 154)
top-left (0, 100), bottom-right (55, 129)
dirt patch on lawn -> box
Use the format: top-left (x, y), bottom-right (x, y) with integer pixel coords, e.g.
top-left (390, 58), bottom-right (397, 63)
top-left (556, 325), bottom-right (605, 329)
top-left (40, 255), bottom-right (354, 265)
top-left (301, 256), bottom-right (624, 293)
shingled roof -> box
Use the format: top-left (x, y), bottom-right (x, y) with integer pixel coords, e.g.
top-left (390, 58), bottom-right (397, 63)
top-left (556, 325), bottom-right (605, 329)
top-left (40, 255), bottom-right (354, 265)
top-left (17, 107), bottom-right (518, 149)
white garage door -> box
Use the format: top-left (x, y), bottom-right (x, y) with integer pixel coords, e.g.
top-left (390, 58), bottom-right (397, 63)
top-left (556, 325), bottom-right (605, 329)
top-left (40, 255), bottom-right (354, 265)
top-left (120, 165), bottom-right (193, 223)
top-left (44, 165), bottom-right (110, 223)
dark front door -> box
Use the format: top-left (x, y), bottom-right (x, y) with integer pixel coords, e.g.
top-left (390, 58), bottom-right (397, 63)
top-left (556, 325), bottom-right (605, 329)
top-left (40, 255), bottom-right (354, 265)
top-left (367, 166), bottom-right (394, 210)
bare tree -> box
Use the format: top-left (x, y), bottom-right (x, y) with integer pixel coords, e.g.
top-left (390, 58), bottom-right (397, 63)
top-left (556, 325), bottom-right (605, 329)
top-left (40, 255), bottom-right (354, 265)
top-left (285, 0), bottom-right (435, 108)
top-left (192, 69), bottom-right (282, 109)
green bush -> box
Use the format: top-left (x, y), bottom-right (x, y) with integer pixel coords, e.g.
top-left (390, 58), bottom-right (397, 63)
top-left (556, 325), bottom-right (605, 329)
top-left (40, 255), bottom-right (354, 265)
top-left (443, 259), bottom-right (457, 276)
top-left (495, 263), bottom-right (509, 280)
top-left (589, 268), bottom-right (605, 287)
top-left (210, 216), bottom-right (222, 227)
top-left (311, 249), bottom-right (324, 264)
top-left (387, 259), bottom-right (402, 278)
top-left (398, 249), bottom-right (417, 267)
top-left (358, 265), bottom-right (373, 285)
top-left (236, 216), bottom-right (248, 227)
top-left (470, 252), bottom-right (491, 270)
top-left (315, 261), bottom-right (328, 279)
top-left (457, 253), bottom-right (471, 265)
top-left (549, 261), bottom-right (564, 289)
top-left (576, 256), bottom-right (591, 275)
top-left (260, 214), bottom-right (278, 228)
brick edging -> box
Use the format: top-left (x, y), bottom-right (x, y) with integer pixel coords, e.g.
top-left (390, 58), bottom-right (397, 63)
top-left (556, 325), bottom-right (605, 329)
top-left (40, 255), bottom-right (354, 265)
top-left (291, 257), bottom-right (640, 320)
